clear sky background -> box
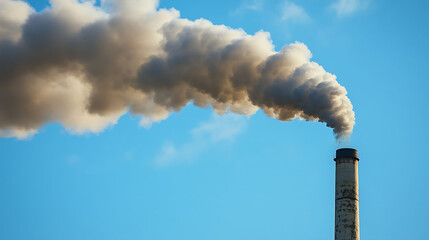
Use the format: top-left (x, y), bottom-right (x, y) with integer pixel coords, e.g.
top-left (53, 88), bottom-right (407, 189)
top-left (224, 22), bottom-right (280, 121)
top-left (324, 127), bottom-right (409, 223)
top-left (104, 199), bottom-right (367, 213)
top-left (1, 0), bottom-right (428, 239)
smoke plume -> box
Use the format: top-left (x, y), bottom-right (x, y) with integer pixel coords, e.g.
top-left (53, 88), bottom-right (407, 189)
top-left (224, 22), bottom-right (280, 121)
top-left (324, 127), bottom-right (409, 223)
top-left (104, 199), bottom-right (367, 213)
top-left (0, 0), bottom-right (355, 139)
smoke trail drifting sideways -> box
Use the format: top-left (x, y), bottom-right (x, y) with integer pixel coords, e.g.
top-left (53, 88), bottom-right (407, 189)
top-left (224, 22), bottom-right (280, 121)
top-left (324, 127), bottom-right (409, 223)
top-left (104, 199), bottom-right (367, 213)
top-left (0, 0), bottom-right (355, 139)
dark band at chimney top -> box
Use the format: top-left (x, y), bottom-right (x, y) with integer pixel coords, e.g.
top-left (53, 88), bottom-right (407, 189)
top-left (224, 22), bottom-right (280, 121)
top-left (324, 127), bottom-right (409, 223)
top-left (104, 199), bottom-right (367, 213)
top-left (335, 148), bottom-right (359, 161)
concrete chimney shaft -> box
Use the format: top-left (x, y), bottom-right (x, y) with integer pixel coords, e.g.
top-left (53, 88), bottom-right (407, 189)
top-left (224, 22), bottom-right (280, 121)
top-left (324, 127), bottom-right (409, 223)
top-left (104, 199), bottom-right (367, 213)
top-left (334, 148), bottom-right (360, 240)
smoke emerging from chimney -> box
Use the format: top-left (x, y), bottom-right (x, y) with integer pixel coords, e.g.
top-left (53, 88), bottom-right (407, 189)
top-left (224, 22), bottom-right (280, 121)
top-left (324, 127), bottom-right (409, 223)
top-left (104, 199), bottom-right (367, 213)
top-left (0, 0), bottom-right (355, 139)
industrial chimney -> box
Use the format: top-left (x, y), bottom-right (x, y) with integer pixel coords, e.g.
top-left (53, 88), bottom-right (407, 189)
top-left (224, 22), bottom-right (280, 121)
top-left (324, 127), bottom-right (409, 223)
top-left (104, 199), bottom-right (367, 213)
top-left (334, 148), bottom-right (360, 240)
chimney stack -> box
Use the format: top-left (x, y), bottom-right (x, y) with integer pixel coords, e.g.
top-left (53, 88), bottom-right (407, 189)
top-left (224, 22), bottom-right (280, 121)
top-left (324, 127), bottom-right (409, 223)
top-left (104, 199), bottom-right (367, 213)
top-left (334, 148), bottom-right (360, 240)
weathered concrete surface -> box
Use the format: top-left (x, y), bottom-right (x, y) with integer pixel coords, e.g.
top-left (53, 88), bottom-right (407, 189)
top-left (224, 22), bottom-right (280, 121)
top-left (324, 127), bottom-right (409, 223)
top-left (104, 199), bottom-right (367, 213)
top-left (335, 157), bottom-right (359, 240)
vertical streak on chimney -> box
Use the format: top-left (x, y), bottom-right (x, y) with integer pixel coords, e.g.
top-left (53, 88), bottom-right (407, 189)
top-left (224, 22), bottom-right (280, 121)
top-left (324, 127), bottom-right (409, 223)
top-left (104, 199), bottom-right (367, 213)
top-left (334, 148), bottom-right (360, 240)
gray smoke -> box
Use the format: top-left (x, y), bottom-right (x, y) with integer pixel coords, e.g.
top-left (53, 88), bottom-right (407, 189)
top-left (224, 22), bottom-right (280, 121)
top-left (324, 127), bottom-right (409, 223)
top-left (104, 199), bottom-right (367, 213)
top-left (0, 0), bottom-right (355, 139)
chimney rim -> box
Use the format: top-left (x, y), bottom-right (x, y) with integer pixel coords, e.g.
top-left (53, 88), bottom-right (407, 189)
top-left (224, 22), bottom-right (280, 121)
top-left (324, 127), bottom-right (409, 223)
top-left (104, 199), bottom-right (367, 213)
top-left (334, 148), bottom-right (359, 161)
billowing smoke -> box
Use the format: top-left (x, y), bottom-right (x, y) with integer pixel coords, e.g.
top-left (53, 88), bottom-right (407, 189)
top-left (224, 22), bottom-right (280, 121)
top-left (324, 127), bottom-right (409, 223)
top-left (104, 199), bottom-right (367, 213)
top-left (0, 0), bottom-right (355, 139)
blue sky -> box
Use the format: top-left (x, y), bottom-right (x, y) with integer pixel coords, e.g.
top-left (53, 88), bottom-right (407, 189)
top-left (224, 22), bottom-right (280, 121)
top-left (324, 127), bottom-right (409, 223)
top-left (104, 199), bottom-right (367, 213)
top-left (0, 0), bottom-right (428, 239)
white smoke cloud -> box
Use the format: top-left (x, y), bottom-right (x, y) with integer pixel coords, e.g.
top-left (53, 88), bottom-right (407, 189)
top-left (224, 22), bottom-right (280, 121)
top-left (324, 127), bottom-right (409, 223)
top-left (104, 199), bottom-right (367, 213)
top-left (0, 0), bottom-right (355, 139)
top-left (0, 0), bottom-right (34, 41)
